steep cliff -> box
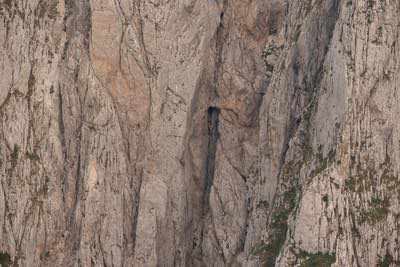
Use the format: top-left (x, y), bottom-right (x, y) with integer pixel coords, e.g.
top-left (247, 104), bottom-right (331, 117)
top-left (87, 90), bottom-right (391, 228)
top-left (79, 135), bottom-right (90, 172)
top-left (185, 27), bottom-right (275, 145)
top-left (0, 0), bottom-right (399, 266)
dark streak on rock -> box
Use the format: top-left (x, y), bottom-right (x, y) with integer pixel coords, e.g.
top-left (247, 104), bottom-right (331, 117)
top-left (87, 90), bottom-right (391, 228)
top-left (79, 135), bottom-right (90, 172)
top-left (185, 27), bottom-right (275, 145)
top-left (203, 106), bottom-right (220, 212)
top-left (58, 86), bottom-right (68, 203)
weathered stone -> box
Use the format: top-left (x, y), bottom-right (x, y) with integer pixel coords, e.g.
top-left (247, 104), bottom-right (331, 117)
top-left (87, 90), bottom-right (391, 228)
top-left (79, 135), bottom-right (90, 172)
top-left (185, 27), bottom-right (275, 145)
top-left (0, 0), bottom-right (399, 266)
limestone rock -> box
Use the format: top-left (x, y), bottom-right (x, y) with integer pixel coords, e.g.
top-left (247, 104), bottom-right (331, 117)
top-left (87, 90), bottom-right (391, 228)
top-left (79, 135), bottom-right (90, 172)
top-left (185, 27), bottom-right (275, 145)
top-left (0, 0), bottom-right (399, 266)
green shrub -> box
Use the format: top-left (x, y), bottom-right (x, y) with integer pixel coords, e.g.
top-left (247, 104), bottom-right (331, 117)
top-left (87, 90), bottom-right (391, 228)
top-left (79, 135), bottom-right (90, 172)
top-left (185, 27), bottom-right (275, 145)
top-left (377, 252), bottom-right (399, 267)
top-left (359, 196), bottom-right (389, 224)
top-left (298, 250), bottom-right (336, 267)
top-left (0, 251), bottom-right (11, 267)
top-left (10, 144), bottom-right (19, 168)
top-left (26, 151), bottom-right (39, 161)
top-left (344, 177), bottom-right (356, 191)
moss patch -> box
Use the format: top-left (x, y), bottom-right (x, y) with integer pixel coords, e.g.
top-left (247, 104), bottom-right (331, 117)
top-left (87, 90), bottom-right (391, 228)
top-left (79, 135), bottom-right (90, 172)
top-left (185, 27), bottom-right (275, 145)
top-left (359, 196), bottom-right (389, 224)
top-left (378, 252), bottom-right (399, 267)
top-left (10, 144), bottom-right (19, 169)
top-left (26, 150), bottom-right (39, 161)
top-left (40, 250), bottom-right (50, 261)
top-left (253, 162), bottom-right (301, 266)
top-left (297, 250), bottom-right (336, 267)
top-left (0, 251), bottom-right (11, 267)
top-left (344, 176), bottom-right (356, 191)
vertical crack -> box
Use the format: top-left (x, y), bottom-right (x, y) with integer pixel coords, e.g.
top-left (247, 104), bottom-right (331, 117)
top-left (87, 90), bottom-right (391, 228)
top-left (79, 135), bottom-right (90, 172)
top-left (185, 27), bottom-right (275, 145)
top-left (60, 0), bottom-right (92, 265)
top-left (131, 167), bottom-right (144, 257)
top-left (58, 86), bottom-right (68, 203)
top-left (198, 106), bottom-right (224, 262)
top-left (203, 107), bottom-right (220, 211)
top-left (197, 1), bottom-right (227, 262)
top-left (212, 1), bottom-right (228, 99)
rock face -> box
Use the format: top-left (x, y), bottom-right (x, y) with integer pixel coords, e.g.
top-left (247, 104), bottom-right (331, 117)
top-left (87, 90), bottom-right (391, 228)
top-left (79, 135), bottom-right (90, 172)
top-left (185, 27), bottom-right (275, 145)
top-left (0, 0), bottom-right (399, 266)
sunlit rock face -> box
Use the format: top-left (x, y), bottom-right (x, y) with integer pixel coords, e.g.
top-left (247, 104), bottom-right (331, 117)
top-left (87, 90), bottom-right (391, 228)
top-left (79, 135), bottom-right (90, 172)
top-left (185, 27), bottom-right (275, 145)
top-left (0, 0), bottom-right (399, 266)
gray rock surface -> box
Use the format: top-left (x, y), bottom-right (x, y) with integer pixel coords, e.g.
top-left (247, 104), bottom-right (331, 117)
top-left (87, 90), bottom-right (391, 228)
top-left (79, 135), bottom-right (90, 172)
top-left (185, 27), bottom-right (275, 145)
top-left (0, 0), bottom-right (399, 266)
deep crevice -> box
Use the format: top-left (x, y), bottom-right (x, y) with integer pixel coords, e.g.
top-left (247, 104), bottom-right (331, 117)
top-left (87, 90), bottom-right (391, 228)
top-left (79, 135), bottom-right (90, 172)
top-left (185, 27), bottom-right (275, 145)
top-left (203, 106), bottom-right (220, 211)
top-left (198, 106), bottom-right (223, 262)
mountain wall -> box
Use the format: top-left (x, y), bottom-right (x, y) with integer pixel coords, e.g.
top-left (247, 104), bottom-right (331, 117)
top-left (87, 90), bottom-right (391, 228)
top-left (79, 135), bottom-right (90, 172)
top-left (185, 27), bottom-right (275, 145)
top-left (0, 0), bottom-right (399, 266)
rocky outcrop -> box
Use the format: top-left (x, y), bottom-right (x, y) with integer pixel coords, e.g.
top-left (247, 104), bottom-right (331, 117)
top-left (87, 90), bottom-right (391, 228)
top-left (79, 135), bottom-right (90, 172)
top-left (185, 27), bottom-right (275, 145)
top-left (0, 0), bottom-right (399, 266)
top-left (258, 0), bottom-right (400, 266)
